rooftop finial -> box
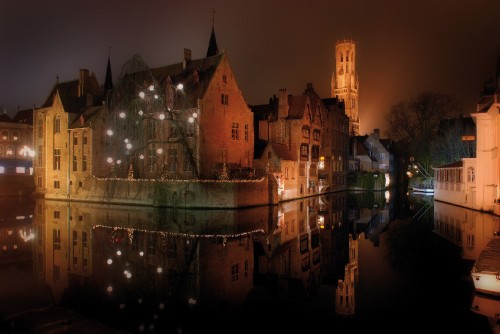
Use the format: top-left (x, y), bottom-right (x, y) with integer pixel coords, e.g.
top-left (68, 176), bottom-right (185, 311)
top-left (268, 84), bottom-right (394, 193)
top-left (56, 74), bottom-right (59, 83)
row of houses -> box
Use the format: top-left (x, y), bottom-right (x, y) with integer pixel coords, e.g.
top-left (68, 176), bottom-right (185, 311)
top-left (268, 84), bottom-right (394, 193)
top-left (0, 26), bottom-right (396, 205)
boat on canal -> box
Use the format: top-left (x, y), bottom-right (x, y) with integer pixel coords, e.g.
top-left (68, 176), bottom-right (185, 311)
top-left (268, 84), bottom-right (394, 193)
top-left (471, 236), bottom-right (500, 297)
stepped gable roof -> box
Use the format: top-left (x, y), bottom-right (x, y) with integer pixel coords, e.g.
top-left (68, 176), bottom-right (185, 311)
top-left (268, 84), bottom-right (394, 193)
top-left (270, 143), bottom-right (295, 161)
top-left (150, 52), bottom-right (224, 109)
top-left (434, 160), bottom-right (463, 169)
top-left (287, 95), bottom-right (307, 119)
top-left (12, 108), bottom-right (33, 124)
top-left (41, 73), bottom-right (103, 113)
top-left (0, 112), bottom-right (12, 123)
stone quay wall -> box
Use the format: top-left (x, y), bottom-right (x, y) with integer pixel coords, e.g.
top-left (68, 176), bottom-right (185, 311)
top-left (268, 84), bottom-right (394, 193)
top-left (45, 175), bottom-right (280, 209)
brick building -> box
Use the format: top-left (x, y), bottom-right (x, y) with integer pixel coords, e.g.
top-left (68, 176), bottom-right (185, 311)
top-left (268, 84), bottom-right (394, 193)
top-left (252, 83), bottom-right (349, 201)
top-left (33, 25), bottom-right (254, 199)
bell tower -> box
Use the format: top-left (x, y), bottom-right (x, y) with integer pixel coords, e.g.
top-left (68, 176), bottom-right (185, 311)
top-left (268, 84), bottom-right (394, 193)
top-left (332, 39), bottom-right (359, 135)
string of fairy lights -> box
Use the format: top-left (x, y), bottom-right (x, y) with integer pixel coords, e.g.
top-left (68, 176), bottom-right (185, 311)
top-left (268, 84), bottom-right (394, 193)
top-left (104, 54), bottom-right (200, 179)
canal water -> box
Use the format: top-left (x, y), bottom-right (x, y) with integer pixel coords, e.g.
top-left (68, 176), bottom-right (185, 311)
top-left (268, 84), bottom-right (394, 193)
top-left (0, 189), bottom-right (497, 333)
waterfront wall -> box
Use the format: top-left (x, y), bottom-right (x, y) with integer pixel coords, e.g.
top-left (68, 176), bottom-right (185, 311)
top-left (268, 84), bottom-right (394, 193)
top-left (44, 175), bottom-right (280, 208)
top-left (0, 175), bottom-right (35, 197)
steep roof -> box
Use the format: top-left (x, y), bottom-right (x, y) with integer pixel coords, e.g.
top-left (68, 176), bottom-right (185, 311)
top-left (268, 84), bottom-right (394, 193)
top-left (11, 108), bottom-right (33, 124)
top-left (41, 72), bottom-right (103, 113)
top-left (287, 95), bottom-right (307, 119)
top-left (150, 53), bottom-right (224, 108)
top-left (0, 112), bottom-right (12, 122)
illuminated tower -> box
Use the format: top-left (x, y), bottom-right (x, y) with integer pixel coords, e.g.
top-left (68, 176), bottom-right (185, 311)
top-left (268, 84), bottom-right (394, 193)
top-left (332, 39), bottom-right (359, 135)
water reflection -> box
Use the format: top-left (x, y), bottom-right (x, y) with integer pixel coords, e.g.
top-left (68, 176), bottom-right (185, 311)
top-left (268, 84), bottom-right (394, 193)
top-left (433, 199), bottom-right (500, 333)
top-left (0, 192), bottom-right (496, 333)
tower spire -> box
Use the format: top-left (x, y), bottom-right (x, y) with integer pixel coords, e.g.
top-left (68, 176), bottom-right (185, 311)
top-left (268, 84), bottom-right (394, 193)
top-left (104, 47), bottom-right (114, 94)
top-left (206, 9), bottom-right (219, 57)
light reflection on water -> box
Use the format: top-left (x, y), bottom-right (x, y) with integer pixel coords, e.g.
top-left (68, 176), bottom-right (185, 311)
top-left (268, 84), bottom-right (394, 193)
top-left (0, 191), bottom-right (496, 333)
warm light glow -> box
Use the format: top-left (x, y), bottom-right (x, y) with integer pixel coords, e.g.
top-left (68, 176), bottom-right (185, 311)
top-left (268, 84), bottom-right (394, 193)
top-left (126, 143), bottom-right (132, 149)
top-left (176, 83), bottom-right (183, 90)
top-left (107, 259), bottom-right (113, 265)
top-left (116, 250), bottom-right (122, 256)
top-left (139, 155), bottom-right (144, 160)
top-left (385, 173), bottom-right (390, 187)
top-left (107, 129), bottom-right (114, 136)
top-left (159, 113), bottom-right (165, 120)
top-left (138, 110), bottom-right (144, 116)
top-left (188, 117), bottom-right (194, 123)
top-left (319, 156), bottom-right (325, 170)
top-left (19, 229), bottom-right (35, 242)
top-left (157, 267), bottom-right (163, 274)
top-left (139, 91), bottom-right (145, 98)
top-left (116, 160), bottom-right (122, 165)
top-left (139, 251), bottom-right (144, 256)
top-left (192, 112), bottom-right (197, 118)
top-left (157, 148), bottom-right (163, 154)
top-left (107, 285), bottom-right (113, 293)
top-left (124, 138), bottom-right (129, 143)
top-left (154, 94), bottom-right (159, 99)
top-left (317, 215), bottom-right (325, 228)
top-left (119, 112), bottom-right (126, 118)
top-left (107, 157), bottom-right (113, 163)
top-left (148, 85), bottom-right (154, 91)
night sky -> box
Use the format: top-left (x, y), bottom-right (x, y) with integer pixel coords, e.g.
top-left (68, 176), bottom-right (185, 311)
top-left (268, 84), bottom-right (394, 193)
top-left (1, 0), bottom-right (500, 135)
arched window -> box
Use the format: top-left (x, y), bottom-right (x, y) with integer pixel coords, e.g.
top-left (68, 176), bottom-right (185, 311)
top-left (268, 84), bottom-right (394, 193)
top-left (340, 53), bottom-right (343, 62)
top-left (346, 52), bottom-right (349, 62)
top-left (467, 167), bottom-right (475, 182)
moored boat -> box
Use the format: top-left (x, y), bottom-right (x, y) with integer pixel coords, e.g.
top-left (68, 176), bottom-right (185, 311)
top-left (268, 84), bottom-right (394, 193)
top-left (471, 237), bottom-right (500, 297)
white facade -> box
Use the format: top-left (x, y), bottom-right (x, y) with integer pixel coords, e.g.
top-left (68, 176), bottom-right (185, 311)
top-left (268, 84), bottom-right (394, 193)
top-left (434, 100), bottom-right (500, 215)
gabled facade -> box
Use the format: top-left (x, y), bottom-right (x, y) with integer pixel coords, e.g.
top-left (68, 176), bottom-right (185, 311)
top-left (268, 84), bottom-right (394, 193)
top-left (252, 84), bottom-right (326, 200)
top-left (34, 26), bottom-right (255, 201)
top-left (252, 83), bottom-right (349, 200)
top-left (33, 69), bottom-right (105, 198)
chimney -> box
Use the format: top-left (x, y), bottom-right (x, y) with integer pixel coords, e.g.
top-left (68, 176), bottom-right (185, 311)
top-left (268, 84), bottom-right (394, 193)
top-left (183, 48), bottom-right (192, 69)
top-left (78, 69), bottom-right (89, 97)
top-left (278, 88), bottom-right (288, 120)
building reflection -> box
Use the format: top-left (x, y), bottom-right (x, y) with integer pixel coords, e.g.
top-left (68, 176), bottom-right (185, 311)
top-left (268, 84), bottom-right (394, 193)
top-left (28, 195), bottom-right (358, 329)
top-left (433, 199), bottom-right (500, 332)
top-left (0, 197), bottom-right (35, 266)
top-left (433, 200), bottom-right (500, 261)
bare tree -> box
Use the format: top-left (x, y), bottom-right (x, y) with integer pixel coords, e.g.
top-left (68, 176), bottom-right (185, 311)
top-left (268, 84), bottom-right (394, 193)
top-left (384, 91), bottom-right (463, 171)
top-left (430, 116), bottom-right (476, 167)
